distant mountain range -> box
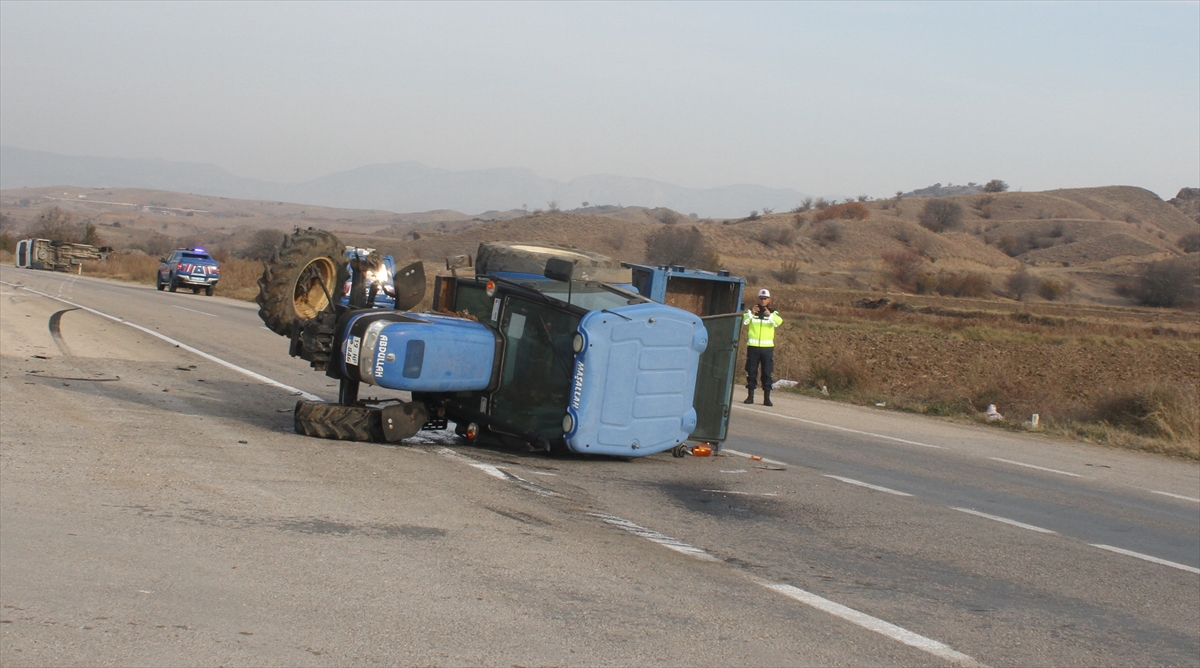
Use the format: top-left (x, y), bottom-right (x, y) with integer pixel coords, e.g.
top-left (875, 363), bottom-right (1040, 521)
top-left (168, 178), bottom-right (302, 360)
top-left (0, 146), bottom-right (810, 219)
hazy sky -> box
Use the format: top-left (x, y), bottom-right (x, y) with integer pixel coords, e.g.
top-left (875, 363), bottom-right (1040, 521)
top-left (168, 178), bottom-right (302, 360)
top-left (2, 1), bottom-right (1197, 199)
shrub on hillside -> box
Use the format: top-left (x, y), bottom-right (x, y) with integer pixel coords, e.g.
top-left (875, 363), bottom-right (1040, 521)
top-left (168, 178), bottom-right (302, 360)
top-left (1178, 231), bottom-right (1200, 253)
top-left (644, 225), bottom-right (719, 270)
top-left (914, 272), bottom-right (939, 294)
top-left (918, 199), bottom-right (963, 233)
top-left (1005, 268), bottom-right (1036, 300)
top-left (881, 249), bottom-right (923, 286)
top-left (936, 271), bottom-right (991, 298)
top-left (811, 220), bottom-right (842, 246)
top-left (984, 179), bottom-right (1009, 193)
top-left (772, 260), bottom-right (800, 284)
top-left (753, 225), bottom-right (796, 247)
top-left (813, 202), bottom-right (869, 223)
top-left (1038, 278), bottom-right (1070, 301)
top-left (1118, 256), bottom-right (1200, 308)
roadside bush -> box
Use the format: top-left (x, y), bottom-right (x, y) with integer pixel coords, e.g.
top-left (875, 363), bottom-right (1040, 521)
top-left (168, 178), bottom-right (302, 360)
top-left (644, 225), bottom-right (719, 270)
top-left (813, 202), bottom-right (869, 223)
top-left (1092, 384), bottom-right (1198, 442)
top-left (813, 197), bottom-right (830, 211)
top-left (807, 355), bottom-right (865, 393)
top-left (792, 198), bottom-right (814, 213)
top-left (1178, 231), bottom-right (1200, 253)
top-left (811, 220), bottom-right (842, 246)
top-left (918, 199), bottom-right (963, 233)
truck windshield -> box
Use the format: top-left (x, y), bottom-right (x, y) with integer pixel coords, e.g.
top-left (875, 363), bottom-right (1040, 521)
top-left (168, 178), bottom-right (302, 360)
top-left (491, 295), bottom-right (580, 438)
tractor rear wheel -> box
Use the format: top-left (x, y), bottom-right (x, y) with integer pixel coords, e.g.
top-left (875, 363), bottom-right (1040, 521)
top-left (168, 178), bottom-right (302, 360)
top-left (257, 229), bottom-right (348, 337)
top-left (294, 400), bottom-right (384, 441)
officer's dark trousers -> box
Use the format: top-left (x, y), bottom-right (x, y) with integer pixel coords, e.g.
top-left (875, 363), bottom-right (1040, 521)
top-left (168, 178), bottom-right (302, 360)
top-left (745, 346), bottom-right (774, 391)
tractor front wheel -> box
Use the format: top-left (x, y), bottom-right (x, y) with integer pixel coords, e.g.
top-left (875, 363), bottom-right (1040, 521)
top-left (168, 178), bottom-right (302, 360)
top-left (294, 400), bottom-right (384, 441)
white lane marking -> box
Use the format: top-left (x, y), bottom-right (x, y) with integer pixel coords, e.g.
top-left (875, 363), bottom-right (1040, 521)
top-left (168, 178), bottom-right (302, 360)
top-left (1089, 544), bottom-right (1200, 574)
top-left (722, 448), bottom-right (790, 466)
top-left (171, 304), bottom-right (219, 318)
top-left (435, 447), bottom-right (560, 497)
top-left (735, 405), bottom-right (943, 449)
top-left (757, 581), bottom-right (982, 667)
top-left (989, 457), bottom-right (1082, 478)
top-left (1149, 490), bottom-right (1200, 503)
top-left (3, 281), bottom-right (322, 402)
top-left (589, 513), bottom-right (722, 562)
top-left (701, 490), bottom-right (779, 496)
top-left (953, 507), bottom-right (1057, 534)
top-left (824, 474), bottom-right (913, 497)
top-left (592, 512), bottom-right (980, 666)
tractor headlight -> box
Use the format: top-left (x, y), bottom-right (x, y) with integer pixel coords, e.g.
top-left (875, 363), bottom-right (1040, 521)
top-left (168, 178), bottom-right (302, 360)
top-left (572, 332), bottom-right (584, 353)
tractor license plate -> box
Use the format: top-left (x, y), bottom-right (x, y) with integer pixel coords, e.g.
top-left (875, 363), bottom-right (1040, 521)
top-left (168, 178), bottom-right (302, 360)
top-left (344, 335), bottom-right (361, 366)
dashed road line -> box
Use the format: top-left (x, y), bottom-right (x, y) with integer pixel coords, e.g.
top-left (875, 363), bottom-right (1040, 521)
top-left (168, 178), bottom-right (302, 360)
top-left (989, 457), bottom-right (1082, 478)
top-left (2, 280), bottom-right (322, 402)
top-left (592, 512), bottom-right (981, 666)
top-left (435, 447), bottom-right (560, 497)
top-left (734, 405), bottom-right (943, 449)
top-left (1090, 544), bottom-right (1200, 574)
top-left (824, 474), bottom-right (913, 497)
top-left (758, 581), bottom-right (982, 666)
top-left (953, 508), bottom-right (1057, 534)
top-left (1149, 490), bottom-right (1200, 503)
top-left (171, 304), bottom-right (219, 317)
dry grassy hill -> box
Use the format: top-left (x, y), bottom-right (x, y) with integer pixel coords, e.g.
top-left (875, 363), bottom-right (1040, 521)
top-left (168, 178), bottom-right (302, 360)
top-left (3, 184), bottom-right (1197, 308)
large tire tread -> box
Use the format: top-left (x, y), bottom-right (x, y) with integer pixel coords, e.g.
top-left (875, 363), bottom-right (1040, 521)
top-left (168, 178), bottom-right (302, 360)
top-left (294, 400), bottom-right (384, 441)
top-left (257, 229), bottom-right (347, 337)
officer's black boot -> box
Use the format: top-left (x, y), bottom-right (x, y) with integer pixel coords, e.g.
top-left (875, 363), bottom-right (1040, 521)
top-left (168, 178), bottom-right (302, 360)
top-left (744, 388), bottom-right (755, 404)
top-left (763, 389), bottom-right (773, 407)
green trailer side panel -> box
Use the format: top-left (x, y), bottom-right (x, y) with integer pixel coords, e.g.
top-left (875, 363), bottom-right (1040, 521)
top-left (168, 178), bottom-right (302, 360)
top-left (691, 313), bottom-right (741, 442)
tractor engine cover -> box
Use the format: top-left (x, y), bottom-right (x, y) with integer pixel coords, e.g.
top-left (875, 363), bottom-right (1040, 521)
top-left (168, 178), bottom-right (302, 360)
top-left (339, 311), bottom-right (500, 392)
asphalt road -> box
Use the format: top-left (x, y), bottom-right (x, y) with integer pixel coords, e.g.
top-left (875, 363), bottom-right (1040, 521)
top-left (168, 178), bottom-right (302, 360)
top-left (2, 266), bottom-right (1197, 667)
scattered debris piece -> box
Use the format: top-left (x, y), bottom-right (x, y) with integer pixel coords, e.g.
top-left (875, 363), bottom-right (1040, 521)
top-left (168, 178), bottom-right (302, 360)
top-left (237, 440), bottom-right (248, 444)
top-left (986, 404), bottom-right (1003, 421)
top-left (772, 379), bottom-right (798, 389)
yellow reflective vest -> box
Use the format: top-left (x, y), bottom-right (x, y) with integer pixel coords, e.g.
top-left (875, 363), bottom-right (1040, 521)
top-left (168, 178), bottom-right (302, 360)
top-left (743, 308), bottom-right (783, 347)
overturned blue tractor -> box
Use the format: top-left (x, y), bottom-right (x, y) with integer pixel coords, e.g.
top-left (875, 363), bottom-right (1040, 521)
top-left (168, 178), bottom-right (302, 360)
top-left (257, 229), bottom-right (745, 457)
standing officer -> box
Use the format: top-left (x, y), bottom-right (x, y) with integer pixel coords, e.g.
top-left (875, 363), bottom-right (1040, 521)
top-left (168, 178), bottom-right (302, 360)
top-left (743, 288), bottom-right (784, 406)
